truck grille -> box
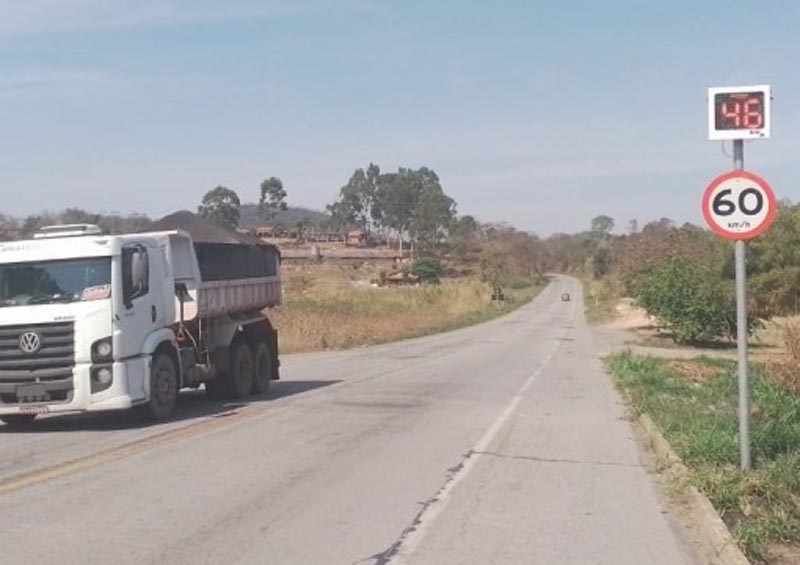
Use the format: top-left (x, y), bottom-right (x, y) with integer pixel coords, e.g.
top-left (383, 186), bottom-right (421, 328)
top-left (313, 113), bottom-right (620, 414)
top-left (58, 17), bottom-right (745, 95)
top-left (0, 322), bottom-right (75, 404)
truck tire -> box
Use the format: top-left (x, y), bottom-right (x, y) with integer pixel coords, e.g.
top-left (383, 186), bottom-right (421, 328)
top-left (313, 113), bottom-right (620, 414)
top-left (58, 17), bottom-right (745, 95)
top-left (227, 342), bottom-right (254, 399)
top-left (0, 414), bottom-right (37, 427)
top-left (139, 352), bottom-right (179, 421)
top-left (252, 342), bottom-right (272, 395)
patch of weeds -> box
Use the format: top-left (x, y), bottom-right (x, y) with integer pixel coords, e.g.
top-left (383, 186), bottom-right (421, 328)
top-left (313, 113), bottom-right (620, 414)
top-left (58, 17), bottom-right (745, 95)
top-left (609, 352), bottom-right (800, 563)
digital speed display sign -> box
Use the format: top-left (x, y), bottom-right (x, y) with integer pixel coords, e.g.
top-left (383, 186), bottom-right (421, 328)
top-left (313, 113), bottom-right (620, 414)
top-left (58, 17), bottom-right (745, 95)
top-left (708, 85), bottom-right (771, 140)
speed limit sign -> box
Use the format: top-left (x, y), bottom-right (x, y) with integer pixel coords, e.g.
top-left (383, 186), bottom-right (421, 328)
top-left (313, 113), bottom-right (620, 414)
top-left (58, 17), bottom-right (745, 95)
top-left (702, 170), bottom-right (776, 240)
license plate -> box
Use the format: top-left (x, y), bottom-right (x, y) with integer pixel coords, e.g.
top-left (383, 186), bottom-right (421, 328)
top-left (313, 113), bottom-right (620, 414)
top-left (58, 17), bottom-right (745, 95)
top-left (16, 383), bottom-right (47, 403)
top-left (19, 405), bottom-right (49, 415)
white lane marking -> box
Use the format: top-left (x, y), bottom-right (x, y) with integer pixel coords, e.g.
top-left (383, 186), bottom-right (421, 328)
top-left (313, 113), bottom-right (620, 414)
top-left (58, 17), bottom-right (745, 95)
top-left (386, 338), bottom-right (565, 563)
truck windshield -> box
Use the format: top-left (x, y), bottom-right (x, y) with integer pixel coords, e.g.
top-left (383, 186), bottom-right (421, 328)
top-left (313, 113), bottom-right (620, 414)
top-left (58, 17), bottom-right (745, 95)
top-left (0, 257), bottom-right (112, 307)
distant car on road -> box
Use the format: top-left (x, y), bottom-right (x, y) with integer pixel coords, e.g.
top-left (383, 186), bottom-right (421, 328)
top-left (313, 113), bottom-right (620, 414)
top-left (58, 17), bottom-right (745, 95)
top-left (561, 292), bottom-right (571, 302)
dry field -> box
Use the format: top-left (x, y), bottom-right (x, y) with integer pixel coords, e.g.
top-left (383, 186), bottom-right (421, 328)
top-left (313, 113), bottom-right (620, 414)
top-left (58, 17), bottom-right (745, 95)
top-left (270, 263), bottom-right (540, 353)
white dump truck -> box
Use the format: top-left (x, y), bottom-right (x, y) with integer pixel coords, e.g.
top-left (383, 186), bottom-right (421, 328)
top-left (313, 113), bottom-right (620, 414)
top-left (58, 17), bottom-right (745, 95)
top-left (0, 212), bottom-right (281, 426)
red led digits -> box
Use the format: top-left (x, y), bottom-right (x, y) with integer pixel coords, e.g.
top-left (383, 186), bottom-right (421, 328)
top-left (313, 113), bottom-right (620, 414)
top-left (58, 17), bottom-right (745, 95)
top-left (743, 97), bottom-right (763, 128)
top-left (716, 93), bottom-right (764, 130)
top-left (720, 100), bottom-right (742, 128)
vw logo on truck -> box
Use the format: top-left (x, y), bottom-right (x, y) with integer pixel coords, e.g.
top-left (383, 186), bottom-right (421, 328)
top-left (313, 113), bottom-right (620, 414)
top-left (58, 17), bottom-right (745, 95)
top-left (18, 331), bottom-right (42, 354)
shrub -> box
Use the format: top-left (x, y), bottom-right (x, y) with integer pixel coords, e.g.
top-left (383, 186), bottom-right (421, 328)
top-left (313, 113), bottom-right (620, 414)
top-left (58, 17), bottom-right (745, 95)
top-left (634, 257), bottom-right (760, 344)
top-left (412, 257), bottom-right (443, 283)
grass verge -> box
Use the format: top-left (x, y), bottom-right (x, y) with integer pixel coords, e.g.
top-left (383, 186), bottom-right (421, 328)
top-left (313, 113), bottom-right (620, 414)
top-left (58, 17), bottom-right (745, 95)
top-left (271, 279), bottom-right (544, 354)
top-left (608, 352), bottom-right (800, 563)
top-left (584, 275), bottom-right (625, 324)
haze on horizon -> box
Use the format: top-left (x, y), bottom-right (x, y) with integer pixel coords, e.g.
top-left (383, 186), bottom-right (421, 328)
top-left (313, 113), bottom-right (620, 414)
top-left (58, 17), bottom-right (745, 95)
top-left (0, 1), bottom-right (798, 236)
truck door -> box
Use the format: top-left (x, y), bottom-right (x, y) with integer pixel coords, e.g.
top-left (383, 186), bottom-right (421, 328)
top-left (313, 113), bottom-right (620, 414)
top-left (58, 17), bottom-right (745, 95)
top-left (113, 244), bottom-right (166, 397)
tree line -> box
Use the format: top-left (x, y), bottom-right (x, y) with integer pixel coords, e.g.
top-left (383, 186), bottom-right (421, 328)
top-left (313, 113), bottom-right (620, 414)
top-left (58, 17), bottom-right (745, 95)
top-left (195, 163), bottom-right (457, 255)
top-left (0, 163), bottom-right (550, 289)
top-left (541, 206), bottom-right (800, 344)
top-left (193, 164), bottom-right (546, 285)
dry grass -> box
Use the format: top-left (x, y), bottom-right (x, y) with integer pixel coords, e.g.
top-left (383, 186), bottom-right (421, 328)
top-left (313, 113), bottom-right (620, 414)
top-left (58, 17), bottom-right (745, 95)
top-left (584, 276), bottom-right (626, 324)
top-left (271, 264), bottom-right (541, 353)
top-left (666, 360), bottom-right (719, 383)
top-left (765, 318), bottom-right (800, 394)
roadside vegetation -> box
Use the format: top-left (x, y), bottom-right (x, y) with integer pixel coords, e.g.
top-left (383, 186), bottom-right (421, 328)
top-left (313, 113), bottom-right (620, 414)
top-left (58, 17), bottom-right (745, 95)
top-left (272, 275), bottom-right (542, 353)
top-left (610, 352), bottom-right (800, 563)
top-left (0, 162), bottom-right (550, 355)
top-left (272, 221), bottom-right (546, 354)
top-left (561, 208), bottom-right (800, 563)
top-left (541, 205), bottom-right (800, 348)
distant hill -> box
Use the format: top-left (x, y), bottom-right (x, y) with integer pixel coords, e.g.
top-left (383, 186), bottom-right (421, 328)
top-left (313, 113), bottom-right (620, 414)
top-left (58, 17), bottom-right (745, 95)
top-left (238, 204), bottom-right (331, 230)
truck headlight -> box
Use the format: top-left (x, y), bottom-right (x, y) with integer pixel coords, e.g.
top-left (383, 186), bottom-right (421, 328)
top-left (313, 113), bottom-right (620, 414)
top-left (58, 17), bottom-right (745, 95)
top-left (96, 367), bottom-right (112, 385)
top-left (91, 366), bottom-right (113, 393)
top-left (91, 337), bottom-right (113, 363)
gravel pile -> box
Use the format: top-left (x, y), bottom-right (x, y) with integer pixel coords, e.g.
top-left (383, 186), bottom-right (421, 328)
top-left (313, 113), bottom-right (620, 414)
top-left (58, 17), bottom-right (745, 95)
top-left (147, 210), bottom-right (272, 248)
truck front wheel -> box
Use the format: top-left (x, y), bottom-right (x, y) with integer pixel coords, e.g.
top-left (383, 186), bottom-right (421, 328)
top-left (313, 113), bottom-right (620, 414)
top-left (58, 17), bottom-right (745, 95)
top-left (227, 342), bottom-right (254, 399)
top-left (139, 352), bottom-right (178, 421)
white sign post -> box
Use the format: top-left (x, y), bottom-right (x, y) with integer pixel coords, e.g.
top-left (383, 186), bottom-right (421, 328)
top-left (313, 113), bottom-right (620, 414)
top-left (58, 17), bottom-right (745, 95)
top-left (706, 85), bottom-right (774, 471)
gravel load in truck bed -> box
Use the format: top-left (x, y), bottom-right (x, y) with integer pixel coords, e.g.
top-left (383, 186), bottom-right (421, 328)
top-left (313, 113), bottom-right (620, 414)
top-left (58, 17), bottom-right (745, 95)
top-left (147, 211), bottom-right (280, 281)
top-left (147, 210), bottom-right (268, 246)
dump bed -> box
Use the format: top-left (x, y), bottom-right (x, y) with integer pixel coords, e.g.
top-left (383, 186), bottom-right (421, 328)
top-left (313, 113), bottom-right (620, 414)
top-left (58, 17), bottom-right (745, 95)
top-left (146, 212), bottom-right (281, 319)
top-left (193, 241), bottom-right (281, 317)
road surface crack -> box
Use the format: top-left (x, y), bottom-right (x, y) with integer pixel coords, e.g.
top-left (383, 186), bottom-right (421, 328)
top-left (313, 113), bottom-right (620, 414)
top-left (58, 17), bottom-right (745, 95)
top-left (473, 450), bottom-right (641, 468)
top-left (361, 452), bottom-right (476, 564)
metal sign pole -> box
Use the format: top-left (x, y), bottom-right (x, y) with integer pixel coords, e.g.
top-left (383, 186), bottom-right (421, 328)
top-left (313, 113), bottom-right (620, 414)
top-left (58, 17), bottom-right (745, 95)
top-left (733, 139), bottom-right (751, 471)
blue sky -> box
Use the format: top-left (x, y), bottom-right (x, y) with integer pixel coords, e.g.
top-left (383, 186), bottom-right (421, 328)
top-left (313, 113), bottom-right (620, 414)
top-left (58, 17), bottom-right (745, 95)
top-left (1, 0), bottom-right (798, 235)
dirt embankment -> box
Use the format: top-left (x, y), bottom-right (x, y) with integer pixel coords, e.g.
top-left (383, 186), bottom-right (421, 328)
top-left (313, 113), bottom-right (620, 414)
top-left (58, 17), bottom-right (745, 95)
top-left (602, 298), bottom-right (654, 330)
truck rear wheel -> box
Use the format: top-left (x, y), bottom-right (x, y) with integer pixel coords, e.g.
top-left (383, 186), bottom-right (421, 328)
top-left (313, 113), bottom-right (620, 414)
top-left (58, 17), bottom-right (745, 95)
top-left (252, 342), bottom-right (272, 395)
top-left (139, 352), bottom-right (178, 421)
top-left (227, 342), bottom-right (254, 399)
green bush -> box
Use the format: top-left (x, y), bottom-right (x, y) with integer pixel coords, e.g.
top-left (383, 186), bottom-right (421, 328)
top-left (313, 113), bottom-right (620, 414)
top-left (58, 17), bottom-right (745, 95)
top-left (634, 257), bottom-right (759, 345)
top-left (412, 257), bottom-right (443, 283)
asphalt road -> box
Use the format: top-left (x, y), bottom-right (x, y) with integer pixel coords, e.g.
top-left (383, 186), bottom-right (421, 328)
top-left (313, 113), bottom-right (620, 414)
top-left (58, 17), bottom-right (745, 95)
top-left (0, 277), bottom-right (697, 564)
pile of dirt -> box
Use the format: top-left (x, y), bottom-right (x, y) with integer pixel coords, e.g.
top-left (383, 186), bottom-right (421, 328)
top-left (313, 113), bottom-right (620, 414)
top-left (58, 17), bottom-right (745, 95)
top-left (605, 298), bottom-right (655, 330)
top-left (147, 210), bottom-right (273, 249)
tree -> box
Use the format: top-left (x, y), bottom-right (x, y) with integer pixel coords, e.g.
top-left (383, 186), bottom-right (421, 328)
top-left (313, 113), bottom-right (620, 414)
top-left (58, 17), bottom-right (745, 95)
top-left (293, 218), bottom-right (312, 241)
top-left (610, 222), bottom-right (721, 293)
top-left (259, 177), bottom-right (288, 222)
top-left (590, 215), bottom-right (615, 238)
top-left (642, 217), bottom-right (676, 233)
top-left (448, 215), bottom-right (481, 261)
top-left (60, 208), bottom-right (101, 226)
top-left (411, 180), bottom-right (456, 252)
top-left (375, 166), bottom-right (456, 253)
top-left (592, 246), bottom-right (612, 279)
top-left (744, 203), bottom-right (800, 317)
top-left (476, 224), bottom-right (545, 286)
top-left (0, 214), bottom-right (20, 241)
top-left (375, 168), bottom-right (419, 240)
top-left (198, 186), bottom-right (241, 230)
top-left (327, 164), bottom-right (381, 232)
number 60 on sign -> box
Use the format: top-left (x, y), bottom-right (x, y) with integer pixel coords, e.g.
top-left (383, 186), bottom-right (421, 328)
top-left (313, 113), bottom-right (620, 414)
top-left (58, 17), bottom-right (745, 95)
top-left (702, 170), bottom-right (776, 240)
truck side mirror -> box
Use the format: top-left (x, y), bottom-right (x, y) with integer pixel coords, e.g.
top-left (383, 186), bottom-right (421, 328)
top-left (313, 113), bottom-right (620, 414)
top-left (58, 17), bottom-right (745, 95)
top-left (123, 246), bottom-right (150, 309)
top-left (131, 249), bottom-right (148, 292)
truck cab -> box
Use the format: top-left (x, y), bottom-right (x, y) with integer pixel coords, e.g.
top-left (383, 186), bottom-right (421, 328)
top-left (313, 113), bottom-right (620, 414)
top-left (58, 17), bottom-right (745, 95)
top-left (0, 222), bottom-right (281, 426)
